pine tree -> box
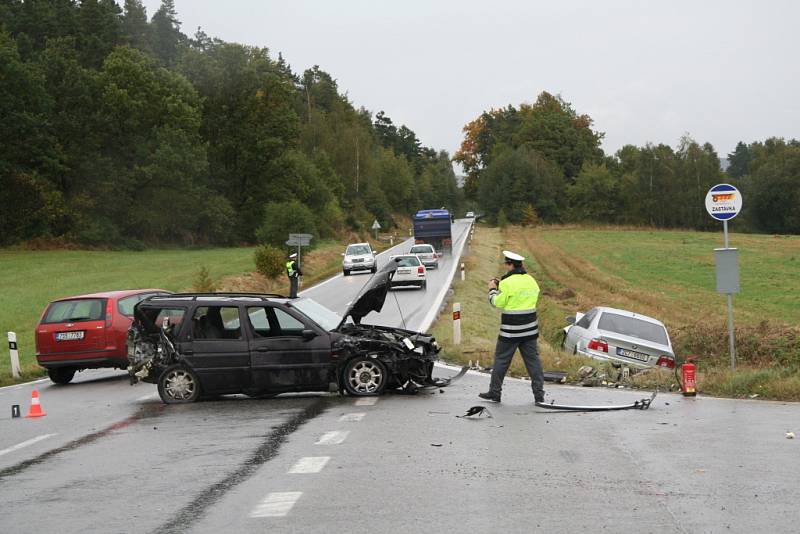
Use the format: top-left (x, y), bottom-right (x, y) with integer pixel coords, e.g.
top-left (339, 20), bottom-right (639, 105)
top-left (521, 203), bottom-right (540, 227)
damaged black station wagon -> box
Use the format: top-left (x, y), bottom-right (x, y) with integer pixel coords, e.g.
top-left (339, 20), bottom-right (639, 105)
top-left (127, 268), bottom-right (450, 403)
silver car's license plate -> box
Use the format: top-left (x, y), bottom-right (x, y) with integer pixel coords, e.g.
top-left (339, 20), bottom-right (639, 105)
top-left (617, 347), bottom-right (649, 362)
top-left (56, 331), bottom-right (85, 341)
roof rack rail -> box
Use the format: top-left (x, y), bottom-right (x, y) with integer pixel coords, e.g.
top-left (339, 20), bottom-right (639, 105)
top-left (148, 292), bottom-right (288, 300)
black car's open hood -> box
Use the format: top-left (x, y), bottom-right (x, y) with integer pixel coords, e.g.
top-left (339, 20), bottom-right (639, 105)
top-left (337, 262), bottom-right (397, 329)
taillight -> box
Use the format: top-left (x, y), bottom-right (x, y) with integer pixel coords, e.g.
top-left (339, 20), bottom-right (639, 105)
top-left (656, 356), bottom-right (675, 369)
top-left (587, 338), bottom-right (608, 353)
top-left (105, 299), bottom-right (113, 327)
top-left (417, 266), bottom-right (424, 274)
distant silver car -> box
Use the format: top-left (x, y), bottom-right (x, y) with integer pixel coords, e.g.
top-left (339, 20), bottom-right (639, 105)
top-left (342, 243), bottom-right (377, 276)
top-left (409, 243), bottom-right (438, 269)
top-left (562, 306), bottom-right (675, 369)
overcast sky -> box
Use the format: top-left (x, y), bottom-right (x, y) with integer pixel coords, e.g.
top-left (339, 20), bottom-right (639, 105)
top-left (143, 0), bottom-right (799, 164)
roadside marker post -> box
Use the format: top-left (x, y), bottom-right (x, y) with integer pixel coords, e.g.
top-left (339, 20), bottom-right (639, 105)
top-left (8, 331), bottom-right (21, 379)
top-left (705, 184), bottom-right (742, 370)
top-left (453, 303), bottom-right (462, 345)
top-left (460, 263), bottom-right (465, 281)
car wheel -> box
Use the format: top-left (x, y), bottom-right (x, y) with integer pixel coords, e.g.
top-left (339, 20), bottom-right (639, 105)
top-left (48, 367), bottom-right (75, 385)
top-left (371, 265), bottom-right (377, 273)
top-left (343, 269), bottom-right (350, 276)
top-left (420, 281), bottom-right (427, 290)
top-left (157, 365), bottom-right (201, 404)
top-left (342, 357), bottom-right (388, 396)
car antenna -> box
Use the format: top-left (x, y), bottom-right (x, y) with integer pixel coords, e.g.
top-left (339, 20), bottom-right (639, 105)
top-left (391, 290), bottom-right (408, 330)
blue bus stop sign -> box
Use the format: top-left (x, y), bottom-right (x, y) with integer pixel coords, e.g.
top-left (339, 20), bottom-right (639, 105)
top-left (705, 183), bottom-right (742, 221)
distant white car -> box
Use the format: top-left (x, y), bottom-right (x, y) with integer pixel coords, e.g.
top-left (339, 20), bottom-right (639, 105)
top-left (465, 211), bottom-right (475, 218)
top-left (389, 254), bottom-right (427, 290)
top-left (342, 243), bottom-right (376, 276)
top-left (562, 306), bottom-right (675, 369)
top-left (409, 243), bottom-right (438, 269)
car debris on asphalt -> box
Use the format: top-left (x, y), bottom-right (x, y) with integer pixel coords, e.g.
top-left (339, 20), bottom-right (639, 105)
top-left (457, 406), bottom-right (493, 418)
top-left (535, 391), bottom-right (657, 412)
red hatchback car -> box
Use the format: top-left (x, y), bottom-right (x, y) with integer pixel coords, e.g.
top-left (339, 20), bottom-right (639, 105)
top-left (36, 289), bottom-right (170, 384)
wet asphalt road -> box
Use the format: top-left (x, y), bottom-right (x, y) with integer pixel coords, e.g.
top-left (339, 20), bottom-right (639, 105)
top-left (2, 218), bottom-right (800, 533)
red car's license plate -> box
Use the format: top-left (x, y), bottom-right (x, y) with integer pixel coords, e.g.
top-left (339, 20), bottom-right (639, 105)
top-left (56, 331), bottom-right (85, 341)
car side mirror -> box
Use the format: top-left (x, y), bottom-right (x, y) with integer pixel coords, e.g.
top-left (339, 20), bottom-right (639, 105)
top-left (566, 316), bottom-right (576, 325)
top-left (302, 329), bottom-right (317, 341)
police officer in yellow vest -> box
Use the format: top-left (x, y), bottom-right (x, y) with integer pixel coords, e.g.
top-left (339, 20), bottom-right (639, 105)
top-left (479, 250), bottom-right (544, 403)
top-left (286, 253), bottom-right (302, 298)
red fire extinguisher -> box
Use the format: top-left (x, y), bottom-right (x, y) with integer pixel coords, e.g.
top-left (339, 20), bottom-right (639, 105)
top-left (681, 357), bottom-right (697, 397)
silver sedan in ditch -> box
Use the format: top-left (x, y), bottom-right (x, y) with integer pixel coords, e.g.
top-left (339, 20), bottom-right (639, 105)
top-left (562, 306), bottom-right (675, 369)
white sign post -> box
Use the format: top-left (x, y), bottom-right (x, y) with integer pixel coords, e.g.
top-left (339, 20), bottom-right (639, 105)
top-left (452, 303), bottom-right (462, 345)
top-left (8, 331), bottom-right (21, 378)
top-left (371, 219), bottom-right (381, 240)
top-left (705, 184), bottom-right (743, 369)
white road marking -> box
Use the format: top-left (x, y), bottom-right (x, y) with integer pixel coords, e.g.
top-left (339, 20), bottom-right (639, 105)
top-left (354, 397), bottom-right (379, 406)
top-left (249, 492), bottom-right (303, 518)
top-left (0, 433), bottom-right (57, 457)
top-left (288, 456), bottom-right (331, 474)
top-left (0, 378), bottom-right (48, 392)
top-left (315, 430), bottom-right (349, 445)
top-left (136, 393), bottom-right (158, 401)
top-left (338, 412), bottom-right (366, 422)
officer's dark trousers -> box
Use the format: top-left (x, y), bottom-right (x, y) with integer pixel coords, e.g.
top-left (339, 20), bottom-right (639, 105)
top-left (489, 336), bottom-right (544, 398)
top-left (289, 276), bottom-right (299, 298)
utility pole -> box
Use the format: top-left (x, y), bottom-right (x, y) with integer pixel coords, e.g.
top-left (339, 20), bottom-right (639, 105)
top-left (355, 137), bottom-right (360, 193)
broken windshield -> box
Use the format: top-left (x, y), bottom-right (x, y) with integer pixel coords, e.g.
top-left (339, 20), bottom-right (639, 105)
top-left (290, 298), bottom-right (342, 331)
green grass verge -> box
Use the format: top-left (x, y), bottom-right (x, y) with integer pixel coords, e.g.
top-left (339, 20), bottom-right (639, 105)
top-left (429, 224), bottom-right (800, 401)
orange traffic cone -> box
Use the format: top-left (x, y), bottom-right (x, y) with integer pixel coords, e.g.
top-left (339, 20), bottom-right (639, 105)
top-left (25, 389), bottom-right (46, 418)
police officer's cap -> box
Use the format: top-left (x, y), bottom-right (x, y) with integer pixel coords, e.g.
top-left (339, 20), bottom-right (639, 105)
top-left (289, 253), bottom-right (298, 259)
top-left (502, 250), bottom-right (525, 262)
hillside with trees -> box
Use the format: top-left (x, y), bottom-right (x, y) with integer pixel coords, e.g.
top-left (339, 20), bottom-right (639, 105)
top-left (455, 92), bottom-right (799, 234)
top-left (0, 0), bottom-right (462, 248)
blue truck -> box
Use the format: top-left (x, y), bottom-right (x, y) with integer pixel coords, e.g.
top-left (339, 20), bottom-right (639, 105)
top-left (413, 209), bottom-right (453, 253)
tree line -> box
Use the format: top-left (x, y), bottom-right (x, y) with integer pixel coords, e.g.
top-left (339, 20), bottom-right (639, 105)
top-left (455, 92), bottom-right (799, 234)
top-left (0, 0), bottom-right (463, 248)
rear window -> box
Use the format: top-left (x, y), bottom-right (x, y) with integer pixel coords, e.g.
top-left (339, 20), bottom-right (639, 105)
top-left (346, 245), bottom-right (372, 256)
top-left (118, 293), bottom-right (159, 316)
top-left (597, 313), bottom-right (668, 345)
top-left (395, 256), bottom-right (421, 267)
top-left (410, 245), bottom-right (434, 254)
top-left (43, 299), bottom-right (105, 324)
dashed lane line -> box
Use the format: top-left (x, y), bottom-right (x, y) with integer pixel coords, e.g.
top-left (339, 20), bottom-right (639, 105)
top-left (288, 456), bottom-right (331, 474)
top-left (136, 393), bottom-right (158, 401)
top-left (315, 431), bottom-right (350, 445)
top-left (338, 412), bottom-right (366, 422)
top-left (250, 492), bottom-right (303, 518)
top-left (0, 434), bottom-right (57, 457)
top-left (354, 397), bottom-right (379, 406)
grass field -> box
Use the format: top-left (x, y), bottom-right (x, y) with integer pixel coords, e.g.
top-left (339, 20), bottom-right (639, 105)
top-left (431, 224), bottom-right (800, 400)
top-left (0, 240), bottom-right (356, 386)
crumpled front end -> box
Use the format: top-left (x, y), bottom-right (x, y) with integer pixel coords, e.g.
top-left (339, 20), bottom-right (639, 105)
top-left (127, 323), bottom-right (179, 385)
top-left (334, 324), bottom-right (445, 392)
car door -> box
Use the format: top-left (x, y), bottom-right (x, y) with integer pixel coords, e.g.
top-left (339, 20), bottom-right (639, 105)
top-left (246, 305), bottom-right (332, 393)
top-left (179, 305), bottom-right (251, 394)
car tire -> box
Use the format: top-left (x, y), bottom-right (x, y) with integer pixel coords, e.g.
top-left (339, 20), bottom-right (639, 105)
top-left (343, 269), bottom-right (350, 276)
top-left (371, 265), bottom-right (377, 273)
top-left (420, 281), bottom-right (427, 290)
top-left (157, 364), bottom-right (201, 404)
top-left (48, 367), bottom-right (75, 385)
top-left (342, 357), bottom-right (388, 396)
